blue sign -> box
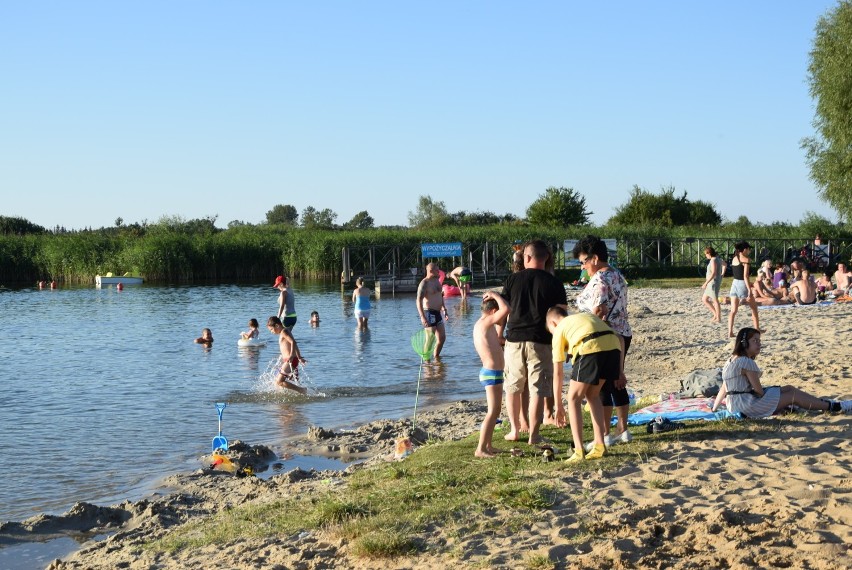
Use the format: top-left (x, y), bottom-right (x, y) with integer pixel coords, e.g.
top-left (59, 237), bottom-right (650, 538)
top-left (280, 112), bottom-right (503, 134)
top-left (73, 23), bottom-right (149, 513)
top-left (421, 242), bottom-right (462, 258)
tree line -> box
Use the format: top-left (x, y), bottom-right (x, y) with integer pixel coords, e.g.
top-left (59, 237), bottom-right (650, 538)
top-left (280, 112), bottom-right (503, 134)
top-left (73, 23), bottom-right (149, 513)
top-left (0, 205), bottom-right (847, 285)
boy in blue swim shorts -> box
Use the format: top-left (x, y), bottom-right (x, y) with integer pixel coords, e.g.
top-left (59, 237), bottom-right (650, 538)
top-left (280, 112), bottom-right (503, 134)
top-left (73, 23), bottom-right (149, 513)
top-left (473, 291), bottom-right (510, 458)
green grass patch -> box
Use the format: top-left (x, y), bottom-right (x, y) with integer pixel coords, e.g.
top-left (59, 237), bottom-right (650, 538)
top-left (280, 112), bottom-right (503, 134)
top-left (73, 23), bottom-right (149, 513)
top-left (646, 477), bottom-right (673, 490)
top-left (150, 412), bottom-right (781, 559)
top-left (524, 553), bottom-right (557, 570)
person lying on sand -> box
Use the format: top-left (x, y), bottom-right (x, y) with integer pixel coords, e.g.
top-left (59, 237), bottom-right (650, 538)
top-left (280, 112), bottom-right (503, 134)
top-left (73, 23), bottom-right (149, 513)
top-left (751, 273), bottom-right (789, 306)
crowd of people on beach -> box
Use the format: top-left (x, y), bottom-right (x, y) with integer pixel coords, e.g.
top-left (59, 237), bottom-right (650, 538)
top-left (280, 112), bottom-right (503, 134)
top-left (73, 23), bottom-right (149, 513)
top-left (701, 242), bottom-right (852, 337)
top-left (193, 236), bottom-right (852, 462)
top-left (461, 236), bottom-right (851, 461)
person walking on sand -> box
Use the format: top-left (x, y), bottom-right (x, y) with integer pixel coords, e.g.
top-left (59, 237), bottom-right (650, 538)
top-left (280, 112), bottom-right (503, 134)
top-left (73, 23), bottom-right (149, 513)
top-left (701, 247), bottom-right (726, 323)
top-left (352, 277), bottom-right (372, 329)
top-left (546, 306), bottom-right (622, 462)
top-left (267, 316), bottom-right (307, 394)
top-left (416, 262), bottom-right (448, 360)
top-left (712, 327), bottom-right (851, 416)
top-left (273, 275), bottom-right (297, 330)
top-left (727, 241), bottom-right (760, 338)
top-left (473, 291), bottom-right (510, 458)
top-left (500, 240), bottom-right (567, 445)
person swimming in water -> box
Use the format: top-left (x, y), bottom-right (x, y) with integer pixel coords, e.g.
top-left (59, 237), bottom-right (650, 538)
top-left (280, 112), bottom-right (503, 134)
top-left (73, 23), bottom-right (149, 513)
top-left (194, 328), bottom-right (214, 345)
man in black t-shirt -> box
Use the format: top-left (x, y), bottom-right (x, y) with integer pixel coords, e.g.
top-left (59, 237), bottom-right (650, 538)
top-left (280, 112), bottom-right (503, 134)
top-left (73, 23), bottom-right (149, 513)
top-left (501, 240), bottom-right (567, 445)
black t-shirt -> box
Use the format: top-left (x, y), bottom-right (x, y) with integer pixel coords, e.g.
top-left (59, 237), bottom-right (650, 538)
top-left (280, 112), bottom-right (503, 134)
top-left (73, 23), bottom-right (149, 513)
top-left (501, 269), bottom-right (567, 344)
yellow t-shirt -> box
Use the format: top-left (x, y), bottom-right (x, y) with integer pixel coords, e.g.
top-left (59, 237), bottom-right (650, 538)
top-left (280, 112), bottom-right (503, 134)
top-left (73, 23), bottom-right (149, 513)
top-left (551, 312), bottom-right (621, 364)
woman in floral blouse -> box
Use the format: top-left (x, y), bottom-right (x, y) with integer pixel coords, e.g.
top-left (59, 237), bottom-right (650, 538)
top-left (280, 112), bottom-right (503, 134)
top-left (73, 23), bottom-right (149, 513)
top-left (572, 235), bottom-right (633, 447)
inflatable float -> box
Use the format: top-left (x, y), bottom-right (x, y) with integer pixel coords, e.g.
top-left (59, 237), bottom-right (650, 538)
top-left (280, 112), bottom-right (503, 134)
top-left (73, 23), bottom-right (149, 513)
top-left (237, 337), bottom-right (267, 347)
top-left (438, 269), bottom-right (462, 297)
top-left (442, 284), bottom-right (462, 297)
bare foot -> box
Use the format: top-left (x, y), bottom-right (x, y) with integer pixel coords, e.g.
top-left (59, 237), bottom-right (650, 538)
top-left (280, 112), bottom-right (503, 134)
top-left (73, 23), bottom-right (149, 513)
top-left (542, 416), bottom-right (558, 426)
top-left (518, 423), bottom-right (531, 433)
top-left (504, 430), bottom-right (521, 441)
top-left (474, 449), bottom-right (498, 458)
top-left (485, 446), bottom-right (502, 455)
top-left (527, 434), bottom-right (543, 445)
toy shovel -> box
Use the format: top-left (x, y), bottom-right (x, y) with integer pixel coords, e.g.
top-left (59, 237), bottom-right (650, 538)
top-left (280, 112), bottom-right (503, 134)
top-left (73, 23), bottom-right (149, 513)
top-left (212, 402), bottom-right (228, 452)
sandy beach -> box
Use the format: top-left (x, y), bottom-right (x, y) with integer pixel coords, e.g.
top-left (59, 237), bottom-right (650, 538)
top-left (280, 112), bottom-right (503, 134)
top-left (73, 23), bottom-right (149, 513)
top-left (3, 286), bottom-right (851, 569)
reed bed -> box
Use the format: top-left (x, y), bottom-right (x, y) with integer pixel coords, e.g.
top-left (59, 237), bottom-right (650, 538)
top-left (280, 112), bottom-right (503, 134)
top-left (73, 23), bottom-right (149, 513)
top-left (1, 221), bottom-right (849, 285)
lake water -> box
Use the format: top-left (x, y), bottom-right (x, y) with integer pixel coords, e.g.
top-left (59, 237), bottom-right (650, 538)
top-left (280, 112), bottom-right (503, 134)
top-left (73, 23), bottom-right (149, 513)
top-left (0, 281), bottom-right (484, 524)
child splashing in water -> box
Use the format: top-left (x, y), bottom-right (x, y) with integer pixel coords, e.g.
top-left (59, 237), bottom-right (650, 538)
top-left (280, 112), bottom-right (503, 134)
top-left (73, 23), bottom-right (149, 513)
top-left (266, 316), bottom-right (307, 394)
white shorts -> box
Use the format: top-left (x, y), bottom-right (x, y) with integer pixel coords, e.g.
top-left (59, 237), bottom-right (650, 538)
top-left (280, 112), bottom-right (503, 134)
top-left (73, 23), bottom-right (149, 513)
top-left (355, 309), bottom-right (370, 319)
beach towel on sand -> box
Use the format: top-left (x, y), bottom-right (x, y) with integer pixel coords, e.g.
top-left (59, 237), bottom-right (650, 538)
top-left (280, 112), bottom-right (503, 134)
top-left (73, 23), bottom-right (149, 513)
top-left (628, 397), bottom-right (737, 426)
top-left (758, 300), bottom-right (835, 310)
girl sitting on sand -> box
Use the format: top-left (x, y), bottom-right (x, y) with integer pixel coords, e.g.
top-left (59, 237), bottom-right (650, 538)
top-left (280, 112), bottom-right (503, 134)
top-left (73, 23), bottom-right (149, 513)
top-left (712, 327), bottom-right (851, 417)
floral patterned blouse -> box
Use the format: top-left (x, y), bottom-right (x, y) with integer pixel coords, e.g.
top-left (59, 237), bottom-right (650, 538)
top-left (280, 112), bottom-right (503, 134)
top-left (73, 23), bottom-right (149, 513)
top-left (575, 267), bottom-right (632, 338)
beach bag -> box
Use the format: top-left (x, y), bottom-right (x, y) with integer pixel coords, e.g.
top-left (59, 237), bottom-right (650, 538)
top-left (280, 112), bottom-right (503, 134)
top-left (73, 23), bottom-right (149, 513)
top-left (678, 368), bottom-right (722, 398)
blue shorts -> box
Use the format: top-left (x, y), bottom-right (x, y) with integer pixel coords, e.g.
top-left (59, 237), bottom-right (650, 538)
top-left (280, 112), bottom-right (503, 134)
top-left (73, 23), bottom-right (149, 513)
top-left (730, 280), bottom-right (749, 299)
top-left (479, 368), bottom-right (504, 387)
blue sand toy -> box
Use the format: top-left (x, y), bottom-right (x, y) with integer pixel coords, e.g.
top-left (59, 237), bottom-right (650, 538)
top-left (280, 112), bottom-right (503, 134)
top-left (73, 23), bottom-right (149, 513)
top-left (212, 402), bottom-right (228, 452)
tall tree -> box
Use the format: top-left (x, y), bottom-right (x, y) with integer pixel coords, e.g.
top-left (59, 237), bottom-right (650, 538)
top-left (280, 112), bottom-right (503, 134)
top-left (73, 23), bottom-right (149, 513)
top-left (608, 185), bottom-right (721, 226)
top-left (0, 215), bottom-right (45, 235)
top-left (301, 206), bottom-right (337, 229)
top-left (265, 204), bottom-right (299, 225)
top-left (802, 1), bottom-right (852, 221)
top-left (525, 187), bottom-right (591, 226)
top-left (448, 211), bottom-right (519, 226)
top-left (407, 195), bottom-right (450, 228)
top-left (343, 210), bottom-right (375, 230)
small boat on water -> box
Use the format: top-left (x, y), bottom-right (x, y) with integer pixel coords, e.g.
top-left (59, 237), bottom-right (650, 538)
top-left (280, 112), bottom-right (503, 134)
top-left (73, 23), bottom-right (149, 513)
top-left (96, 273), bottom-right (144, 286)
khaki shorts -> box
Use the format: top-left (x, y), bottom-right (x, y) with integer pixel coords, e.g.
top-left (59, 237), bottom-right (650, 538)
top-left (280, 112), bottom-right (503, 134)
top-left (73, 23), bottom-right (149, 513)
top-left (503, 341), bottom-right (553, 397)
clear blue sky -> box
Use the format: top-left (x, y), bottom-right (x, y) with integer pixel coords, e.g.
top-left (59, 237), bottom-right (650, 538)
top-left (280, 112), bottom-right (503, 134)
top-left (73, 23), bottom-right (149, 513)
top-left (0, 1), bottom-right (842, 230)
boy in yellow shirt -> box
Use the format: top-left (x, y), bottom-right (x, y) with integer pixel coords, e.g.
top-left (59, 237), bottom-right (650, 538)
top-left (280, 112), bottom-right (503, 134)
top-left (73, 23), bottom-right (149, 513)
top-left (546, 305), bottom-right (621, 461)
